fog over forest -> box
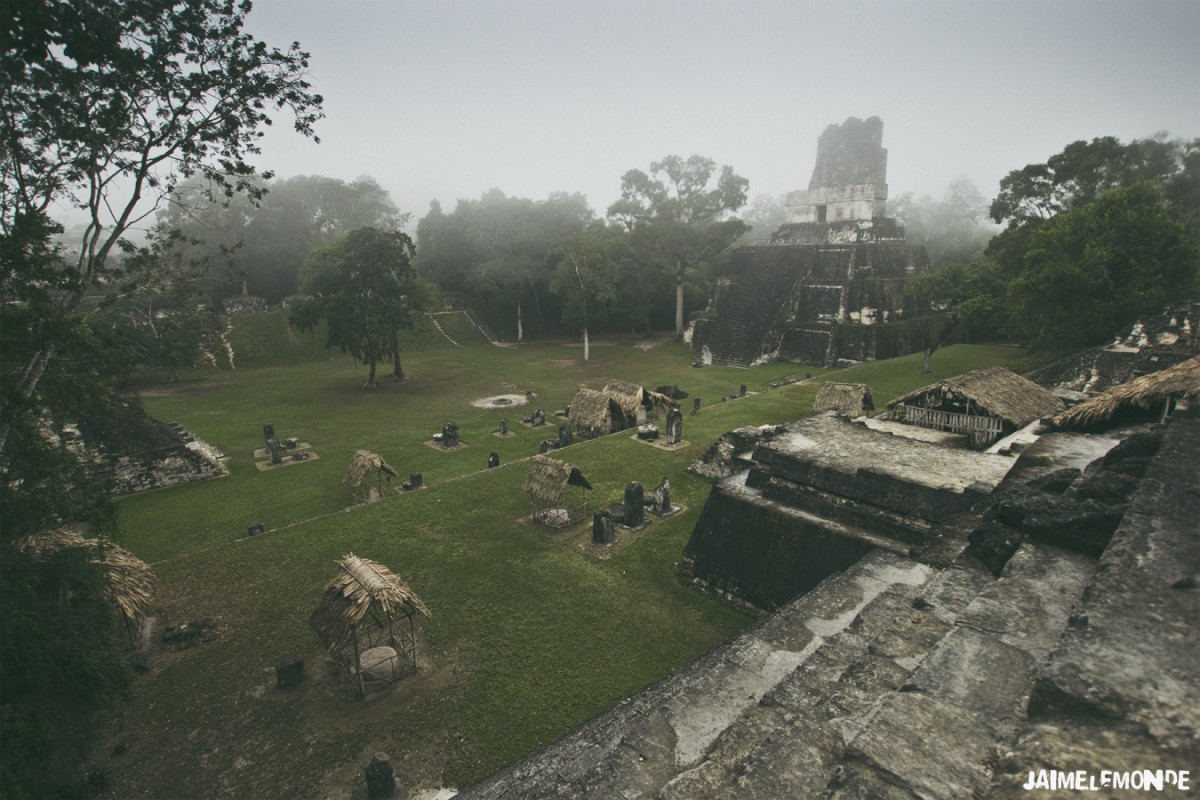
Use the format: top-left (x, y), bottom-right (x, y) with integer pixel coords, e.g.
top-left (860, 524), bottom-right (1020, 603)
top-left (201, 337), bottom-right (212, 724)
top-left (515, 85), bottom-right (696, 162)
top-left (229, 0), bottom-right (1200, 226)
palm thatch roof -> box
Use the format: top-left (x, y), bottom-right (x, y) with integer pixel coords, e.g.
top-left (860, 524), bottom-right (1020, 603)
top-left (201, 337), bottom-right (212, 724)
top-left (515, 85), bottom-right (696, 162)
top-left (1054, 356), bottom-right (1200, 429)
top-left (16, 528), bottom-right (155, 624)
top-left (569, 388), bottom-right (615, 431)
top-left (602, 380), bottom-right (646, 419)
top-left (343, 449), bottom-right (399, 489)
top-left (887, 366), bottom-right (1062, 427)
top-left (309, 554), bottom-right (430, 656)
top-left (813, 382), bottom-right (875, 417)
top-left (522, 454), bottom-right (592, 501)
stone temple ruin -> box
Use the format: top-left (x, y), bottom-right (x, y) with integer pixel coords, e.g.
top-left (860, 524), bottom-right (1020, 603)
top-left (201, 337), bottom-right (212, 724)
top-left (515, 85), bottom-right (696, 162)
top-left (460, 356), bottom-right (1199, 799)
top-left (690, 116), bottom-right (948, 368)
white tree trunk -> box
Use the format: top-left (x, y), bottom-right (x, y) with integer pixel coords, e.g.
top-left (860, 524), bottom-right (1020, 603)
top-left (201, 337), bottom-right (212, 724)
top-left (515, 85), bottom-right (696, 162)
top-left (583, 326), bottom-right (590, 362)
top-left (517, 297), bottom-right (524, 342)
top-left (675, 261), bottom-right (685, 336)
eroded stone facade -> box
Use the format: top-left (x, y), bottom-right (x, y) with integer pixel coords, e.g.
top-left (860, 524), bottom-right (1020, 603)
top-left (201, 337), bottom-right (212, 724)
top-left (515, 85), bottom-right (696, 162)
top-left (691, 116), bottom-right (944, 367)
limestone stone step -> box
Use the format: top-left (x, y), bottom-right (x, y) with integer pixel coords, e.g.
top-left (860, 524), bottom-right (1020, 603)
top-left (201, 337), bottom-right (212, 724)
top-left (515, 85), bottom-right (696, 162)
top-left (986, 419), bottom-right (1200, 798)
top-left (834, 542), bottom-right (1095, 799)
top-left (456, 551), bottom-right (938, 800)
top-left (656, 557), bottom-right (996, 799)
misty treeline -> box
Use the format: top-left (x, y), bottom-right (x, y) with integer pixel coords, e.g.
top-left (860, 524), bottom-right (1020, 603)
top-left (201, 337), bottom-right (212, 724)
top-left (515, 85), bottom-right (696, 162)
top-left (418, 154), bottom-right (750, 341)
top-left (908, 135), bottom-right (1200, 353)
top-left (157, 173), bottom-right (406, 305)
top-left (132, 155), bottom-right (756, 351)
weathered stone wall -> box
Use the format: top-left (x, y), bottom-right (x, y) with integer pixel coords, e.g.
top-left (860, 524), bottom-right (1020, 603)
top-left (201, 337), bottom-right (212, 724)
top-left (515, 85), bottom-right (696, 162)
top-left (808, 116), bottom-right (888, 189)
top-left (770, 217), bottom-right (905, 245)
top-left (1026, 303), bottom-right (1199, 394)
top-left (784, 184), bottom-right (887, 225)
top-left (683, 415), bottom-right (1014, 610)
top-left (780, 313), bottom-right (954, 368)
top-left (459, 418), bottom-right (1198, 800)
top-left (683, 481), bottom-right (876, 610)
top-left (692, 239), bottom-right (938, 367)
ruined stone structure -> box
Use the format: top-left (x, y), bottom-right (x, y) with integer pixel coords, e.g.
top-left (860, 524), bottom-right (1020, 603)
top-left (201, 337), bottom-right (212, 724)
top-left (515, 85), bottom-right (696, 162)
top-left (459, 411), bottom-right (1199, 800)
top-left (55, 396), bottom-right (226, 495)
top-left (690, 117), bottom-right (946, 367)
top-left (684, 413), bottom-right (1015, 609)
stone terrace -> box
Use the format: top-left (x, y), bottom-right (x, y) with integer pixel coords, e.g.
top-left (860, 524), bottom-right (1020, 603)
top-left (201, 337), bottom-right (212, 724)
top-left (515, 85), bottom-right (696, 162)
top-left (457, 419), bottom-right (1198, 799)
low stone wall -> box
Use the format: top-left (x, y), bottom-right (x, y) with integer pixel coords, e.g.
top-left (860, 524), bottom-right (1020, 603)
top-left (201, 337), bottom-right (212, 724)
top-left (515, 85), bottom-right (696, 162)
top-left (683, 415), bottom-right (1015, 610)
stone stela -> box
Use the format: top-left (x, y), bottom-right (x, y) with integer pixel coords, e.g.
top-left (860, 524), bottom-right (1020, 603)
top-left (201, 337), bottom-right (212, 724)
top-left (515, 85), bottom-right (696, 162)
top-left (255, 422), bottom-right (318, 470)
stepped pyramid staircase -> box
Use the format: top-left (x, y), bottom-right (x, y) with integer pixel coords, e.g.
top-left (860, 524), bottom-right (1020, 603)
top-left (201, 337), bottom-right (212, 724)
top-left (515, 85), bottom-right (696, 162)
top-left (694, 248), bottom-right (808, 366)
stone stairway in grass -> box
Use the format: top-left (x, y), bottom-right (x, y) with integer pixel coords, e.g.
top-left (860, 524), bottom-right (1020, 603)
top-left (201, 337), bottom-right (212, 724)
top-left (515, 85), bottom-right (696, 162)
top-left (697, 250), bottom-right (807, 366)
top-left (458, 543), bottom-right (1096, 800)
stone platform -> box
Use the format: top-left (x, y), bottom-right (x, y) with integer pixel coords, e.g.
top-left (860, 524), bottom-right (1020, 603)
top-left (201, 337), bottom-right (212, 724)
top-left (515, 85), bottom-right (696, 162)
top-left (457, 419), bottom-right (1198, 799)
top-left (684, 414), bottom-right (1020, 609)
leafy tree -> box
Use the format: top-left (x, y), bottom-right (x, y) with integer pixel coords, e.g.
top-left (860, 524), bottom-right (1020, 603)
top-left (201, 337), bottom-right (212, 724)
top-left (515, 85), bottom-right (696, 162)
top-left (0, 0), bottom-right (323, 454)
top-left (987, 135), bottom-right (1199, 276)
top-left (608, 155), bottom-right (748, 335)
top-left (1007, 181), bottom-right (1199, 353)
top-left (1, 5), bottom-right (321, 792)
top-left (289, 227), bottom-right (426, 386)
top-left (0, 214), bottom-right (133, 800)
top-left (550, 223), bottom-right (621, 361)
top-left (914, 136), bottom-right (1199, 356)
top-left (906, 260), bottom-right (1010, 343)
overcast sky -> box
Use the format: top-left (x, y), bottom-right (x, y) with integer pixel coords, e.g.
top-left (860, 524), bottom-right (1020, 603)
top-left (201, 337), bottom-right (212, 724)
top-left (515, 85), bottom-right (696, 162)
top-left (240, 0), bottom-right (1200, 224)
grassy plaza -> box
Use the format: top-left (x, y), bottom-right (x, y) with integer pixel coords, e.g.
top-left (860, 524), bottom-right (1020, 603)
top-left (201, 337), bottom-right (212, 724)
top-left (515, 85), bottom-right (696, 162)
top-left (101, 311), bottom-right (1036, 796)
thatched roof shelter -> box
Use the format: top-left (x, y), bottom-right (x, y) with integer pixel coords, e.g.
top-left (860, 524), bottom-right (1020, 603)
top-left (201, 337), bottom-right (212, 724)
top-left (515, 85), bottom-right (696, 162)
top-left (343, 450), bottom-right (398, 489)
top-left (16, 528), bottom-right (155, 627)
top-left (813, 382), bottom-right (875, 418)
top-left (343, 450), bottom-right (399, 502)
top-left (523, 454), bottom-right (592, 527)
top-left (887, 367), bottom-right (1062, 448)
top-left (1054, 356), bottom-right (1200, 429)
top-left (309, 554), bottom-right (430, 697)
top-left (569, 388), bottom-right (618, 436)
top-left (889, 367), bottom-right (1062, 426)
top-left (602, 380), bottom-right (646, 421)
top-left (523, 454), bottom-right (593, 500)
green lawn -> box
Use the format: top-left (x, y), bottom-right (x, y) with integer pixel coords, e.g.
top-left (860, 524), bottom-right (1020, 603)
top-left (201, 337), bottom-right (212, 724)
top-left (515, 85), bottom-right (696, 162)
top-left (100, 319), bottom-right (1039, 797)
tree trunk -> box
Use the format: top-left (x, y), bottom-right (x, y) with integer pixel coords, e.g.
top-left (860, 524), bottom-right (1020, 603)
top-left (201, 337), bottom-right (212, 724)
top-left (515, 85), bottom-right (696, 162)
top-left (922, 312), bottom-right (962, 374)
top-left (675, 260), bottom-right (685, 336)
top-left (365, 336), bottom-right (379, 387)
top-left (517, 296), bottom-right (524, 342)
top-left (0, 346), bottom-right (55, 456)
top-left (583, 325), bottom-right (590, 362)
top-left (390, 329), bottom-right (404, 381)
